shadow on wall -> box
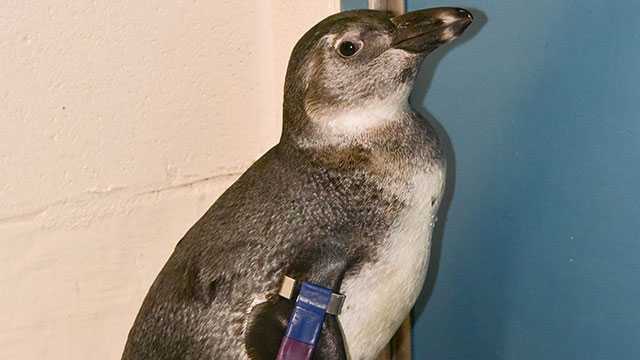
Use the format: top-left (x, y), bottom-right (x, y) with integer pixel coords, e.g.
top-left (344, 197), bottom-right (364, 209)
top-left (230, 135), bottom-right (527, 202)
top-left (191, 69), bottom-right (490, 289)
top-left (412, 8), bottom-right (487, 321)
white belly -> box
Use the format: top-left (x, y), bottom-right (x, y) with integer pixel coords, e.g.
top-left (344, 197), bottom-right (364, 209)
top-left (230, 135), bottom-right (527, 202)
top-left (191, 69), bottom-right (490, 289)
top-left (338, 167), bottom-right (445, 360)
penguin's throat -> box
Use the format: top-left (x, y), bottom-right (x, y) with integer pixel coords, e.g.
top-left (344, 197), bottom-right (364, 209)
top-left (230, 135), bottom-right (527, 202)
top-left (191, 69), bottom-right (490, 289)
top-left (299, 99), bottom-right (412, 148)
top-left (326, 101), bottom-right (408, 133)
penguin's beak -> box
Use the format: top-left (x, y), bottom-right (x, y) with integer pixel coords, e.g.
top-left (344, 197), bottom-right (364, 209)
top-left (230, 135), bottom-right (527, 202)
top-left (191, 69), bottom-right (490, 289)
top-left (391, 7), bottom-right (473, 53)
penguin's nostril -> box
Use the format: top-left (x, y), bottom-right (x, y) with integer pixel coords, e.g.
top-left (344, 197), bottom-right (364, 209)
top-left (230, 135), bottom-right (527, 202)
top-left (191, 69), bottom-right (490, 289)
top-left (457, 8), bottom-right (473, 20)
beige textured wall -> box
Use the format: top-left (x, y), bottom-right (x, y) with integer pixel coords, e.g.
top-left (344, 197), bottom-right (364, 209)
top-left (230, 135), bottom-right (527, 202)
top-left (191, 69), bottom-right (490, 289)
top-left (0, 1), bottom-right (337, 359)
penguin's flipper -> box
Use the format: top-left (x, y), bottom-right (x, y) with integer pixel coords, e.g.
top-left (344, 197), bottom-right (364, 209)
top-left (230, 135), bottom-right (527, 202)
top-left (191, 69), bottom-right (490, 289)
top-left (313, 314), bottom-right (347, 360)
top-left (244, 297), bottom-right (293, 360)
top-left (245, 239), bottom-right (348, 360)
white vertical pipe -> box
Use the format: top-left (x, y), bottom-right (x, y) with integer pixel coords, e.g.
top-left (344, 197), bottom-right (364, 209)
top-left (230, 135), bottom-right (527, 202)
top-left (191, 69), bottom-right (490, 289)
top-left (368, 0), bottom-right (405, 15)
top-left (368, 0), bottom-right (387, 10)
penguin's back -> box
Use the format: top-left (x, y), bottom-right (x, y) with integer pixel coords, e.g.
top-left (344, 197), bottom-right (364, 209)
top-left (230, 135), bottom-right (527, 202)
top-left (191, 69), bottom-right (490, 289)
top-left (122, 147), bottom-right (303, 359)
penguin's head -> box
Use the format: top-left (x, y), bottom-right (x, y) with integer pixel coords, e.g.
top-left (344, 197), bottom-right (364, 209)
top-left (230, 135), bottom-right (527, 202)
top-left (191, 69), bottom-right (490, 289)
top-left (281, 8), bottom-right (473, 147)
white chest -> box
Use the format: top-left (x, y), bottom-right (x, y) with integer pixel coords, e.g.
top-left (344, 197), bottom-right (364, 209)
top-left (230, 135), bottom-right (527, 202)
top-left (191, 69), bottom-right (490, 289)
top-left (338, 167), bottom-right (445, 360)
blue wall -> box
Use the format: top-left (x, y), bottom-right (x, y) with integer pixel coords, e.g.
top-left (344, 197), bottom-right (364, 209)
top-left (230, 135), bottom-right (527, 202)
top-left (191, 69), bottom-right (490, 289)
top-left (343, 1), bottom-right (640, 359)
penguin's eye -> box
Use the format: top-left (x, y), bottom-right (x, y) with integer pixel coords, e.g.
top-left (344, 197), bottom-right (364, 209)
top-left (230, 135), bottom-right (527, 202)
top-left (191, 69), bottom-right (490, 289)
top-left (337, 40), bottom-right (362, 57)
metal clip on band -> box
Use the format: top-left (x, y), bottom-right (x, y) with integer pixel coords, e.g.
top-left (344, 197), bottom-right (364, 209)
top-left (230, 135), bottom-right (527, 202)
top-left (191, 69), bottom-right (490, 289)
top-left (276, 276), bottom-right (346, 360)
top-left (278, 275), bottom-right (346, 315)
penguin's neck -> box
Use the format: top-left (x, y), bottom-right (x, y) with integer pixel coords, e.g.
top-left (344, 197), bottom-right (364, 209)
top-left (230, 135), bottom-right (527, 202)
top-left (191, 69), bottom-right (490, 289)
top-left (279, 108), bottom-right (434, 177)
top-left (319, 100), bottom-right (411, 138)
top-left (289, 97), bottom-right (415, 150)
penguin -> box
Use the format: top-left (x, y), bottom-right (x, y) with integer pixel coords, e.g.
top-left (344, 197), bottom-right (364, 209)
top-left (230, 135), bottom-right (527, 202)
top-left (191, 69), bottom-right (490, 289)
top-left (122, 7), bottom-right (473, 360)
